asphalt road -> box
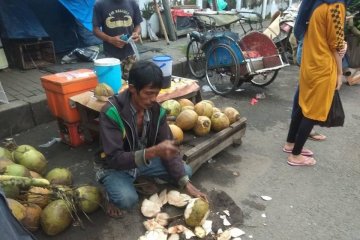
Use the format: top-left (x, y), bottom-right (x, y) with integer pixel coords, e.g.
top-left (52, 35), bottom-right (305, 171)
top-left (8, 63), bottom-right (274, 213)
top-left (7, 65), bottom-right (360, 239)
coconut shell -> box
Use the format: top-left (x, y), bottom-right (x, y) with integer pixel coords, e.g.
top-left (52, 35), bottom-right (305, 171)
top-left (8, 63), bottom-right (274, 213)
top-left (22, 203), bottom-right (42, 232)
top-left (169, 125), bottom-right (184, 144)
top-left (27, 187), bottom-right (51, 208)
top-left (45, 168), bottom-right (73, 185)
top-left (75, 185), bottom-right (102, 213)
top-left (211, 112), bottom-right (230, 132)
top-left (7, 198), bottom-right (26, 221)
top-left (40, 199), bottom-right (72, 236)
top-left (194, 102), bottom-right (213, 118)
top-left (184, 198), bottom-right (210, 227)
top-left (193, 116), bottom-right (211, 137)
top-left (175, 109), bottom-right (198, 131)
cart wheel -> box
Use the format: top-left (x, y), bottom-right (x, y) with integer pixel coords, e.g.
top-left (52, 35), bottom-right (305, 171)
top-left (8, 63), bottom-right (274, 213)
top-left (186, 39), bottom-right (206, 79)
top-left (250, 70), bottom-right (279, 87)
top-left (205, 44), bottom-right (239, 96)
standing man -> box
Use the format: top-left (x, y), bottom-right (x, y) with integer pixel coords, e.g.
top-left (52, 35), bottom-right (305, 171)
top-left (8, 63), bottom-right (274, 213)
top-left (95, 60), bottom-right (207, 218)
top-left (93, 0), bottom-right (142, 80)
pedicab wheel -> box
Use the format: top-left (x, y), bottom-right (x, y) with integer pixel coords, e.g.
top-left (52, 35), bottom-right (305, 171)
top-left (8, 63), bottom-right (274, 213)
top-left (205, 44), bottom-right (239, 96)
top-left (186, 39), bottom-right (206, 79)
top-left (250, 69), bottom-right (279, 87)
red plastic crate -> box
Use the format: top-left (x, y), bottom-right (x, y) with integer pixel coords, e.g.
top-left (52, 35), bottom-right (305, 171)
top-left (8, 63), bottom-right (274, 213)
top-left (57, 120), bottom-right (85, 147)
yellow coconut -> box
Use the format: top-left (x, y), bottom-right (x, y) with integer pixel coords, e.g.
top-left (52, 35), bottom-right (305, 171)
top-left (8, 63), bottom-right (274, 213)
top-left (223, 107), bottom-right (241, 124)
top-left (193, 116), bottom-right (211, 137)
top-left (178, 98), bottom-right (194, 108)
top-left (182, 105), bottom-right (195, 111)
top-left (161, 100), bottom-right (182, 117)
top-left (94, 83), bottom-right (114, 101)
top-left (22, 203), bottom-right (42, 232)
top-left (27, 187), bottom-right (51, 208)
top-left (175, 109), bottom-right (198, 131)
top-left (211, 112), bottom-right (230, 132)
top-left (202, 100), bottom-right (215, 107)
top-left (169, 125), bottom-right (184, 144)
top-left (194, 101), bottom-right (213, 118)
top-left (7, 198), bottom-right (26, 221)
top-left (212, 107), bottom-right (221, 113)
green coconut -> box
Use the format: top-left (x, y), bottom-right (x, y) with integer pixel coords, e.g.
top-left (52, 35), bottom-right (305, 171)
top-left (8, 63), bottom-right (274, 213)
top-left (4, 164), bottom-right (31, 177)
top-left (0, 147), bottom-right (12, 160)
top-left (7, 198), bottom-right (26, 221)
top-left (75, 185), bottom-right (102, 213)
top-left (13, 146), bottom-right (47, 174)
top-left (0, 158), bottom-right (15, 173)
top-left (45, 168), bottom-right (73, 186)
top-left (2, 184), bottom-right (20, 199)
top-left (40, 199), bottom-right (72, 236)
top-left (161, 100), bottom-right (182, 117)
top-left (184, 198), bottom-right (210, 227)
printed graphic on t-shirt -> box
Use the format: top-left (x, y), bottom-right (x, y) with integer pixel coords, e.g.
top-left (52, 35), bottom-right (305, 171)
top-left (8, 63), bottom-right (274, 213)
top-left (105, 9), bottom-right (133, 28)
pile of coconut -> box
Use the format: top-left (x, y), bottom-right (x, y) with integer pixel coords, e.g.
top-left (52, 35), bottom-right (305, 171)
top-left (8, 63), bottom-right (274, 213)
top-left (0, 144), bottom-right (102, 236)
top-left (161, 99), bottom-right (241, 144)
top-left (139, 189), bottom-right (245, 240)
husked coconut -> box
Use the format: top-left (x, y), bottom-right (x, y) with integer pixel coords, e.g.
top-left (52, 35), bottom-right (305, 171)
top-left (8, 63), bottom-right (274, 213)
top-left (212, 107), bottom-right (221, 113)
top-left (7, 198), bottom-right (26, 221)
top-left (178, 99), bottom-right (194, 108)
top-left (167, 190), bottom-right (191, 207)
top-left (194, 101), bottom-right (213, 118)
top-left (175, 109), bottom-right (198, 131)
top-left (223, 107), bottom-right (240, 124)
top-left (193, 116), bottom-right (211, 136)
top-left (201, 100), bottom-right (214, 107)
top-left (169, 125), bottom-right (184, 144)
top-left (211, 112), bottom-right (230, 132)
top-left (141, 199), bottom-right (161, 218)
top-left (27, 187), bottom-right (51, 208)
top-left (184, 198), bottom-right (210, 227)
top-left (182, 105), bottom-right (195, 111)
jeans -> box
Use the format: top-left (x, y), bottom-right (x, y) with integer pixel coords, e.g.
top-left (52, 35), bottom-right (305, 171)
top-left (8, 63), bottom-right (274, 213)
top-left (96, 158), bottom-right (192, 209)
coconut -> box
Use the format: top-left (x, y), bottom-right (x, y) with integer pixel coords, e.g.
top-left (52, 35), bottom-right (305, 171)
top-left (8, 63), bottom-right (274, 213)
top-left (45, 168), bottom-right (72, 185)
top-left (4, 163), bottom-right (31, 177)
top-left (193, 116), bottom-right (211, 137)
top-left (181, 105), bottom-right (195, 111)
top-left (2, 184), bottom-right (20, 199)
top-left (178, 98), bottom-right (194, 108)
top-left (22, 203), bottom-right (42, 232)
top-left (27, 187), bottom-right (51, 208)
top-left (161, 100), bottom-right (182, 117)
top-left (40, 199), bottom-right (72, 236)
top-left (7, 198), bottom-right (26, 221)
top-left (211, 112), bottom-right (230, 132)
top-left (175, 109), bottom-right (198, 131)
top-left (75, 185), bottom-right (102, 213)
top-left (202, 100), bottom-right (215, 107)
top-left (0, 147), bottom-right (12, 160)
top-left (223, 107), bottom-right (240, 124)
top-left (169, 125), bottom-right (184, 144)
top-left (0, 158), bottom-right (14, 173)
top-left (13, 146), bottom-right (47, 174)
top-left (194, 101), bottom-right (213, 118)
top-left (30, 171), bottom-right (43, 179)
top-left (184, 198), bottom-right (210, 227)
top-left (94, 83), bottom-right (114, 101)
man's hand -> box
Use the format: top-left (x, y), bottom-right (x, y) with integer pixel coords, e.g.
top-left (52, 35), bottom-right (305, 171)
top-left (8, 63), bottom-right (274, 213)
top-left (185, 181), bottom-right (208, 201)
top-left (336, 74), bottom-right (343, 90)
top-left (155, 140), bottom-right (180, 160)
top-left (132, 32), bottom-right (140, 42)
top-left (108, 36), bottom-right (127, 48)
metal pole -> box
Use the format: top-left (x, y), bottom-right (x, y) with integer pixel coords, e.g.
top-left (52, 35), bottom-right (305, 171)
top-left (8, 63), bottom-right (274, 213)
top-left (262, 0), bottom-right (268, 19)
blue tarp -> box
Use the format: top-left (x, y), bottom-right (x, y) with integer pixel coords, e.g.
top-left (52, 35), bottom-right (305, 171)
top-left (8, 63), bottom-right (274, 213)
top-left (59, 0), bottom-right (95, 32)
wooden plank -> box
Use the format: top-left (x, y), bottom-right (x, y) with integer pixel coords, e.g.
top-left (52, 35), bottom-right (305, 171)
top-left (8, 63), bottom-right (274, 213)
top-left (183, 117), bottom-right (246, 162)
top-left (189, 127), bottom-right (246, 173)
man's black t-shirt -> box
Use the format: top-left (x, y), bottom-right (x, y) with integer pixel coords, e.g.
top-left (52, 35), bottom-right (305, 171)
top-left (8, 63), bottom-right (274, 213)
top-left (93, 0), bottom-right (142, 60)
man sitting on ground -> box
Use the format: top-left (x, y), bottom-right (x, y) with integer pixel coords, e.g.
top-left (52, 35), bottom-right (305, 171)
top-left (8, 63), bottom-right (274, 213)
top-left (95, 60), bottom-right (206, 217)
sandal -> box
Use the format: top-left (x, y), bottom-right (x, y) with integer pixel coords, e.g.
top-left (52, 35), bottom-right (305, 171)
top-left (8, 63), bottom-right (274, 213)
top-left (282, 147), bottom-right (314, 156)
top-left (308, 131), bottom-right (327, 141)
top-left (287, 156), bottom-right (316, 166)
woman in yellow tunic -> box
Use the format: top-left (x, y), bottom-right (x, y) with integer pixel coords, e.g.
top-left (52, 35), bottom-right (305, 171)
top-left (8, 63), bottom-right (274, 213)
top-left (283, 0), bottom-right (346, 166)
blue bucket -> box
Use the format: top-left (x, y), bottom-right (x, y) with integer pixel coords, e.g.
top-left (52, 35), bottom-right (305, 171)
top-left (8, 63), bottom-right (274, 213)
top-left (94, 58), bottom-right (122, 93)
top-left (152, 55), bottom-right (172, 88)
